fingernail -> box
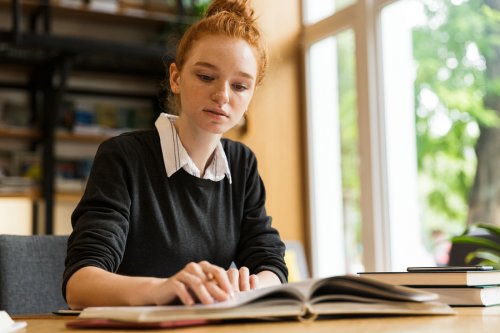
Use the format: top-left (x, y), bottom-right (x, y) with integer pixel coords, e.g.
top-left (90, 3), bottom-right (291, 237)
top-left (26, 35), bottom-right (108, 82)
top-left (229, 291), bottom-right (235, 299)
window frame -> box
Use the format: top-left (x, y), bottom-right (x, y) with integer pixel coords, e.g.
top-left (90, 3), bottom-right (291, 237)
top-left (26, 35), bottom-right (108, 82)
top-left (302, 0), bottom-right (398, 273)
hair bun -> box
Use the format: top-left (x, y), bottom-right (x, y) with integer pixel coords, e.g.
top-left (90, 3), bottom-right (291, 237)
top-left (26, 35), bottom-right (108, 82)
top-left (205, 0), bottom-right (255, 22)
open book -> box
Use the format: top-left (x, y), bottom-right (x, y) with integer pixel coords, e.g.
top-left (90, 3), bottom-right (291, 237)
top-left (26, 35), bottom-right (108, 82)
top-left (78, 275), bottom-right (454, 324)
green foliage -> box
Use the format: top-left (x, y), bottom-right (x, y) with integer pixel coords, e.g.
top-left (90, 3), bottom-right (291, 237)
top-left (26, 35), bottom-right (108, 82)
top-left (191, 0), bottom-right (211, 17)
top-left (413, 0), bottom-right (500, 237)
top-left (451, 223), bottom-right (500, 269)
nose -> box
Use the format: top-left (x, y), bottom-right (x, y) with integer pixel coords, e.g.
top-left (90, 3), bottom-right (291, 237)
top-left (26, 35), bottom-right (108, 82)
top-left (211, 83), bottom-right (229, 105)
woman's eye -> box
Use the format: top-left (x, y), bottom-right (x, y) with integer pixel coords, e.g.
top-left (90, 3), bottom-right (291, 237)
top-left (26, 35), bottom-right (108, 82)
top-left (233, 84), bottom-right (248, 92)
top-left (197, 74), bottom-right (213, 82)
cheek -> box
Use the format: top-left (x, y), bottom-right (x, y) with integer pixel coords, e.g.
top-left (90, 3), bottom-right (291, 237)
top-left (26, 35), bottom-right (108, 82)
top-left (234, 90), bottom-right (255, 108)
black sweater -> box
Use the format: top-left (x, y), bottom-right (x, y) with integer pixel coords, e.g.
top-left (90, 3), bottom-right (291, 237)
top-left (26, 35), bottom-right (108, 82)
top-left (63, 130), bottom-right (288, 299)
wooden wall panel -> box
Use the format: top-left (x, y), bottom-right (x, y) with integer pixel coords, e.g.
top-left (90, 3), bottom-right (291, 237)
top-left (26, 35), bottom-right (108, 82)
top-left (226, 0), bottom-right (306, 244)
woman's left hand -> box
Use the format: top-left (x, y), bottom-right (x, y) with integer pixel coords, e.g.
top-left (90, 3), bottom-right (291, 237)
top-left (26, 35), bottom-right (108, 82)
top-left (227, 266), bottom-right (259, 292)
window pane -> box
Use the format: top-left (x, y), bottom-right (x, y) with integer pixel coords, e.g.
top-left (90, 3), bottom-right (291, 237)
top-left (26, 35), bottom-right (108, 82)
top-left (381, 0), bottom-right (498, 269)
top-left (306, 30), bottom-right (361, 277)
top-left (303, 0), bottom-right (356, 25)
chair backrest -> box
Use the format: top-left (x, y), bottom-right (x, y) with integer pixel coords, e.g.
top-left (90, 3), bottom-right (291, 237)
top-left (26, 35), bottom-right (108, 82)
top-left (0, 234), bottom-right (68, 315)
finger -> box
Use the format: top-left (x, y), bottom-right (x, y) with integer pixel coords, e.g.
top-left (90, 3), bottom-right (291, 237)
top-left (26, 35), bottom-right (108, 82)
top-left (189, 283), bottom-right (214, 305)
top-left (239, 266), bottom-right (250, 291)
top-left (184, 262), bottom-right (204, 277)
top-left (204, 280), bottom-right (232, 302)
top-left (176, 271), bottom-right (214, 305)
top-left (227, 268), bottom-right (240, 292)
top-left (249, 274), bottom-right (259, 290)
top-left (199, 261), bottom-right (233, 295)
top-left (170, 279), bottom-right (195, 305)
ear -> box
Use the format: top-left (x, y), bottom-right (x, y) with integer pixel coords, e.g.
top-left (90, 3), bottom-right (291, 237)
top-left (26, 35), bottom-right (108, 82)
top-left (169, 63), bottom-right (181, 94)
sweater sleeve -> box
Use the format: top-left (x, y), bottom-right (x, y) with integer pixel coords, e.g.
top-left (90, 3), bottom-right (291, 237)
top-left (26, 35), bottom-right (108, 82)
top-left (233, 148), bottom-right (288, 283)
top-left (62, 138), bottom-right (132, 300)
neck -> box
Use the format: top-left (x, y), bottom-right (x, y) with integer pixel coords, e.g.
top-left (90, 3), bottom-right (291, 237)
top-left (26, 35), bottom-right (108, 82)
top-left (174, 116), bottom-right (221, 176)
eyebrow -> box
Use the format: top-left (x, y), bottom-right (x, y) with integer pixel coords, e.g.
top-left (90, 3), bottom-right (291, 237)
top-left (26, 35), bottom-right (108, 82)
top-left (194, 61), bottom-right (255, 81)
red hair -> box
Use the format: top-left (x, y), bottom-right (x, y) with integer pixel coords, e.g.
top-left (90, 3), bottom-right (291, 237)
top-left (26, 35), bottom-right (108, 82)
top-left (175, 0), bottom-right (267, 85)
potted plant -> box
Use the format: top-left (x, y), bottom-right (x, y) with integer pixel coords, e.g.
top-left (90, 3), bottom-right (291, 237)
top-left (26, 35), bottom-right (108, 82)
top-left (451, 223), bottom-right (500, 269)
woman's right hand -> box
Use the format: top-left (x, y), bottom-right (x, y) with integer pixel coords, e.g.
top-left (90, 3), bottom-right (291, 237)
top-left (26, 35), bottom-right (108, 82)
top-left (157, 261), bottom-right (234, 306)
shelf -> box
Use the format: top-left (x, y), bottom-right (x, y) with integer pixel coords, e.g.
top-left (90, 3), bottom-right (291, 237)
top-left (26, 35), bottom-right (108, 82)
top-left (0, 190), bottom-right (82, 201)
top-left (0, 0), bottom-right (196, 27)
top-left (0, 127), bottom-right (41, 140)
top-left (56, 191), bottom-right (83, 202)
top-left (0, 0), bottom-right (178, 233)
top-left (0, 188), bottom-right (39, 199)
top-left (56, 131), bottom-right (112, 143)
top-left (0, 125), bottom-right (141, 143)
top-left (0, 1), bottom-right (185, 77)
top-left (0, 33), bottom-right (171, 78)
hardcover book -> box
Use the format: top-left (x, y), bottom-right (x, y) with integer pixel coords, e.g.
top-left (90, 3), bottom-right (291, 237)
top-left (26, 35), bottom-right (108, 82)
top-left (76, 275), bottom-right (454, 324)
top-left (359, 270), bottom-right (500, 286)
top-left (410, 286), bottom-right (500, 307)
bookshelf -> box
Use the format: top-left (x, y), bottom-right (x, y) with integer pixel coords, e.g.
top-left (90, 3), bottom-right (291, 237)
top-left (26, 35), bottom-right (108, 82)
top-left (0, 127), bottom-right (41, 140)
top-left (0, 0), bottom-right (201, 234)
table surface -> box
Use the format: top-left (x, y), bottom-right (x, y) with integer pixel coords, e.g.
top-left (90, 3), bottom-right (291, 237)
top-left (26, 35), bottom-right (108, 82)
top-left (13, 307), bottom-right (500, 333)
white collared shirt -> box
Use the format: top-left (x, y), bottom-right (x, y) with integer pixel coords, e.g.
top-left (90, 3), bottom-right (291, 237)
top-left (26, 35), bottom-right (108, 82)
top-left (155, 113), bottom-right (232, 183)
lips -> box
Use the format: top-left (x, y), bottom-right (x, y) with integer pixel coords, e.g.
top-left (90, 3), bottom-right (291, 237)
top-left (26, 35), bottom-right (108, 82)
top-left (204, 108), bottom-right (229, 117)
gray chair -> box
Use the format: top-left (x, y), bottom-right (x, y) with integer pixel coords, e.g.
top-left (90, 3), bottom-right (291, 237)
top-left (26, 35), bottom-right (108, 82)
top-left (0, 234), bottom-right (68, 315)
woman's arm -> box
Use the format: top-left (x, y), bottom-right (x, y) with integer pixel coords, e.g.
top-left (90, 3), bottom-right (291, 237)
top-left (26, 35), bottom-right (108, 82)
top-left (66, 261), bottom-right (235, 309)
top-left (256, 270), bottom-right (281, 287)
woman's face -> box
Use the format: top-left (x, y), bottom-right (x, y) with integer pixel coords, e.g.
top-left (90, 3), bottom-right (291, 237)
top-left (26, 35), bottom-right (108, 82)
top-left (170, 34), bottom-right (258, 135)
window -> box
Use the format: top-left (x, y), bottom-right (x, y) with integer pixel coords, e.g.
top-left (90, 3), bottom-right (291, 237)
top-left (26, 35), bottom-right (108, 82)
top-left (306, 30), bottom-right (361, 277)
top-left (303, 0), bottom-right (500, 274)
top-left (303, 0), bottom-right (357, 24)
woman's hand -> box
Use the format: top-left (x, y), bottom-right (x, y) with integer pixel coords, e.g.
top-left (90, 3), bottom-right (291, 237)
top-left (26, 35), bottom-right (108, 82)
top-left (227, 266), bottom-right (259, 292)
top-left (162, 261), bottom-right (234, 306)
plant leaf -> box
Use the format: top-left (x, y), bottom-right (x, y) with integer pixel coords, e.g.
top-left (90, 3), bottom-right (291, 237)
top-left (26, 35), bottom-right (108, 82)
top-left (451, 235), bottom-right (500, 252)
top-left (465, 249), bottom-right (500, 265)
top-left (470, 223), bottom-right (500, 237)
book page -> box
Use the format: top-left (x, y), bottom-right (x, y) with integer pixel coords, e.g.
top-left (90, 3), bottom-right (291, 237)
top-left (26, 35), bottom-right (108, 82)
top-left (310, 275), bottom-right (439, 302)
top-left (79, 282), bottom-right (316, 322)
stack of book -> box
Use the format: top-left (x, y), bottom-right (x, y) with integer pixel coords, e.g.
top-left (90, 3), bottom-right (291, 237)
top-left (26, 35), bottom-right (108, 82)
top-left (360, 267), bottom-right (500, 306)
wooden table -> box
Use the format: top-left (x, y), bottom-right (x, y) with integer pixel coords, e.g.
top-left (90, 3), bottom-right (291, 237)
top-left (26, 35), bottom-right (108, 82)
top-left (14, 307), bottom-right (500, 333)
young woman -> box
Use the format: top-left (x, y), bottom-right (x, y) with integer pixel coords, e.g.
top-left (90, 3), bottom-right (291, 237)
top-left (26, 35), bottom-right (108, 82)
top-left (63, 0), bottom-right (288, 309)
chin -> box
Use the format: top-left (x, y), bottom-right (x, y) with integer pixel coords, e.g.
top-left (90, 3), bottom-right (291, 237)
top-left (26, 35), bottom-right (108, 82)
top-left (202, 122), bottom-right (235, 135)
top-left (203, 125), bottom-right (227, 135)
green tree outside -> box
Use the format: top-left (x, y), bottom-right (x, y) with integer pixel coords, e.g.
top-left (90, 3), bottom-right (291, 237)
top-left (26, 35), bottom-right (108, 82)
top-left (412, 0), bottom-right (500, 247)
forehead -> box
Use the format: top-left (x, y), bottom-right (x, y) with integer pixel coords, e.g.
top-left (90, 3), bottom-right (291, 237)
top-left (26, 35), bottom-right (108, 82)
top-left (184, 35), bottom-right (258, 76)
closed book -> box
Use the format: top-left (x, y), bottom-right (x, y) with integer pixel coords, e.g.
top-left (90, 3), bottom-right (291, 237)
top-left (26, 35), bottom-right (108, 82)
top-left (76, 275), bottom-right (454, 324)
top-left (359, 270), bottom-right (500, 286)
top-left (419, 286), bottom-right (500, 306)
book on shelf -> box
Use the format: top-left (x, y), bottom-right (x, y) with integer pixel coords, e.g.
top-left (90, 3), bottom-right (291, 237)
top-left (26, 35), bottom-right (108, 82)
top-left (359, 270), bottom-right (500, 286)
top-left (75, 275), bottom-right (454, 325)
top-left (418, 286), bottom-right (500, 307)
top-left (0, 311), bottom-right (27, 333)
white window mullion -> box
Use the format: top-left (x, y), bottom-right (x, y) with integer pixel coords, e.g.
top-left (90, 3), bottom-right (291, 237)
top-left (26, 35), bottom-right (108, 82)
top-left (306, 37), bottom-right (346, 277)
top-left (354, 0), bottom-right (392, 272)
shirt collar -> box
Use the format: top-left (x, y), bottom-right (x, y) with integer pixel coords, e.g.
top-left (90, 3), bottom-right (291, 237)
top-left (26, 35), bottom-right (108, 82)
top-left (155, 113), bottom-right (232, 183)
